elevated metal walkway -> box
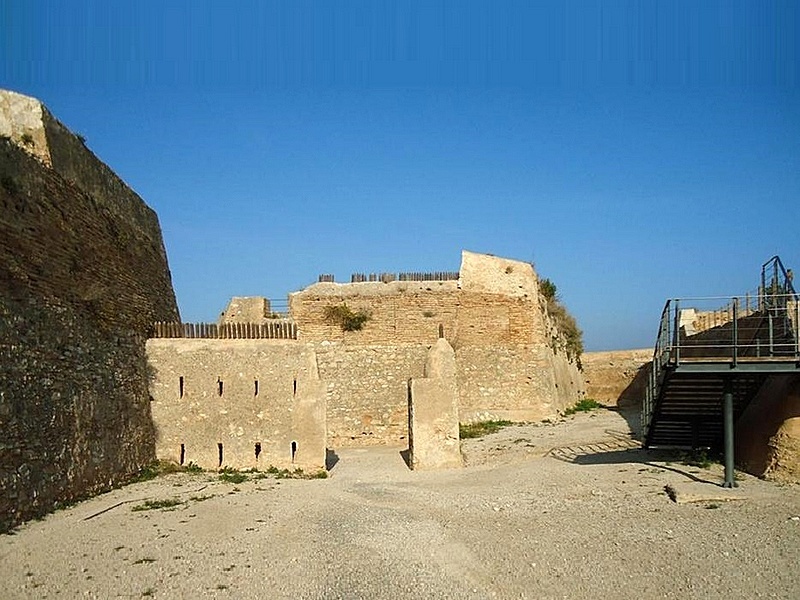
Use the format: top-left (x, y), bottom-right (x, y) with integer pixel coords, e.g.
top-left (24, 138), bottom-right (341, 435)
top-left (642, 256), bottom-right (800, 486)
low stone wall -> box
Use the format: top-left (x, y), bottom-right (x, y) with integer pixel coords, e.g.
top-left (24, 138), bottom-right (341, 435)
top-left (146, 339), bottom-right (326, 471)
top-left (581, 349), bottom-right (652, 406)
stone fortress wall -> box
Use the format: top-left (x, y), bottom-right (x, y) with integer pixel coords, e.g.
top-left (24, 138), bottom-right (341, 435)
top-left (291, 251), bottom-right (585, 440)
top-left (581, 349), bottom-right (653, 407)
top-left (146, 251), bottom-right (586, 463)
top-left (0, 90), bottom-right (179, 532)
top-left (146, 339), bottom-right (326, 471)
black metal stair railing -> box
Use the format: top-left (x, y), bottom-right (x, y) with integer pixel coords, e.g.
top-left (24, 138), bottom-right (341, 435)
top-left (643, 259), bottom-right (800, 446)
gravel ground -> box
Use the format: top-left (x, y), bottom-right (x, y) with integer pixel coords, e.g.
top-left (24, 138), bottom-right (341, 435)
top-left (2, 408), bottom-right (799, 599)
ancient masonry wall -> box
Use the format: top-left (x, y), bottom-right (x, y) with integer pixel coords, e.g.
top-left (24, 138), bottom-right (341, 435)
top-left (315, 343), bottom-right (429, 447)
top-left (581, 349), bottom-right (653, 406)
top-left (0, 91), bottom-right (179, 532)
top-left (146, 339), bottom-right (326, 471)
top-left (289, 251), bottom-right (584, 444)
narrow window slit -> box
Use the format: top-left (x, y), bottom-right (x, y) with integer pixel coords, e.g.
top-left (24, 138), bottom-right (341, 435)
top-left (217, 443), bottom-right (223, 467)
top-left (254, 442), bottom-right (261, 460)
top-left (179, 376), bottom-right (185, 399)
top-left (179, 443), bottom-right (185, 465)
top-left (293, 377), bottom-right (297, 397)
top-left (291, 441), bottom-right (298, 463)
top-left (254, 379), bottom-right (259, 397)
top-left (217, 378), bottom-right (223, 396)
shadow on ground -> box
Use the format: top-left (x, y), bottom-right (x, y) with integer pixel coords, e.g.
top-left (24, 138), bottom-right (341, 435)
top-left (554, 446), bottom-right (720, 485)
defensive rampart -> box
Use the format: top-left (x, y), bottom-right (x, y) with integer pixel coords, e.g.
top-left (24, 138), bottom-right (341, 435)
top-left (0, 90), bottom-right (179, 531)
top-left (581, 349), bottom-right (652, 407)
top-left (288, 251), bottom-right (584, 444)
top-left (146, 339), bottom-right (326, 471)
top-left (146, 252), bottom-right (585, 451)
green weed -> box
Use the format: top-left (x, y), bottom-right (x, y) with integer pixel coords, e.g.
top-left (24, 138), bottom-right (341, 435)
top-left (264, 465), bottom-right (327, 479)
top-left (459, 420), bottom-right (514, 439)
top-left (540, 277), bottom-right (583, 366)
top-left (189, 494), bottom-right (215, 503)
top-left (219, 467), bottom-right (248, 484)
top-left (131, 498), bottom-right (183, 512)
top-left (323, 303), bottom-right (371, 331)
top-left (680, 449), bottom-right (713, 469)
top-left (563, 398), bottom-right (603, 416)
top-left (131, 460), bottom-right (203, 483)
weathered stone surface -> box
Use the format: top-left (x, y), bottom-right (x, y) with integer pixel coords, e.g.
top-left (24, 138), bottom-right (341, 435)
top-left (458, 250), bottom-right (538, 298)
top-left (581, 349), bottom-right (652, 406)
top-left (409, 339), bottom-right (461, 470)
top-left (665, 482), bottom-right (747, 504)
top-left (147, 339), bottom-right (326, 471)
top-left (219, 296), bottom-right (272, 324)
top-left (0, 90), bottom-right (178, 532)
top-left (315, 343), bottom-right (427, 447)
top-left (736, 374), bottom-right (800, 482)
top-left (287, 250), bottom-right (585, 443)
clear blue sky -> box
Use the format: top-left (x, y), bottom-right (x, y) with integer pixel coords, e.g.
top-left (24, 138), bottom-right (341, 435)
top-left (3, 1), bottom-right (798, 351)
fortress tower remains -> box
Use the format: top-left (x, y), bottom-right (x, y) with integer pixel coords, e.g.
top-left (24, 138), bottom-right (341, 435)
top-left (0, 90), bottom-right (179, 531)
top-left (290, 250), bottom-right (584, 445)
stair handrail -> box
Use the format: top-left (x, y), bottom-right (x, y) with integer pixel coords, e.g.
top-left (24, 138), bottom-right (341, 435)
top-left (761, 255), bottom-right (797, 311)
top-left (645, 256), bottom-right (799, 446)
top-left (643, 298), bottom-right (674, 440)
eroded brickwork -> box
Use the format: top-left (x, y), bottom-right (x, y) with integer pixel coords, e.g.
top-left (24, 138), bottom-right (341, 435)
top-left (288, 251), bottom-right (585, 443)
top-left (0, 91), bottom-right (178, 531)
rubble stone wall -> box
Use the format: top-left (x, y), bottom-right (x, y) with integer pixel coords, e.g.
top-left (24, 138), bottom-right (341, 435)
top-left (0, 91), bottom-right (178, 532)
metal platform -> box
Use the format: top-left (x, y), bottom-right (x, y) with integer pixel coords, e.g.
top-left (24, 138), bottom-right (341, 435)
top-left (642, 256), bottom-right (799, 487)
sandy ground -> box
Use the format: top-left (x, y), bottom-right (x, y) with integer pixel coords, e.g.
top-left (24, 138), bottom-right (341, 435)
top-left (2, 408), bottom-right (799, 599)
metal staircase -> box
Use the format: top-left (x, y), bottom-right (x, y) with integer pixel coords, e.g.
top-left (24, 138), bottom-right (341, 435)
top-left (642, 256), bottom-right (800, 486)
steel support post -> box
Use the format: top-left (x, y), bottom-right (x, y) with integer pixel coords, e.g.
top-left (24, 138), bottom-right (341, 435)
top-left (795, 300), bottom-right (799, 355)
top-left (673, 300), bottom-right (681, 364)
top-left (722, 380), bottom-right (737, 488)
top-left (732, 298), bottom-right (738, 366)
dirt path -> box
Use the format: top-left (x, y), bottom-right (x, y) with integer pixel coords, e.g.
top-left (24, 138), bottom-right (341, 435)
top-left (2, 409), bottom-right (799, 599)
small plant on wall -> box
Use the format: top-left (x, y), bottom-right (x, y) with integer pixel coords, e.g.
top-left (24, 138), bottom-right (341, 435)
top-left (323, 303), bottom-right (371, 331)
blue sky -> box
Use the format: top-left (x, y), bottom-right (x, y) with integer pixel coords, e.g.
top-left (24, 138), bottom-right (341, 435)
top-left (2, 1), bottom-right (798, 351)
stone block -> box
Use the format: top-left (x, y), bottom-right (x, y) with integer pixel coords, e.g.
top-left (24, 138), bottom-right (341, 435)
top-left (409, 339), bottom-right (462, 470)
